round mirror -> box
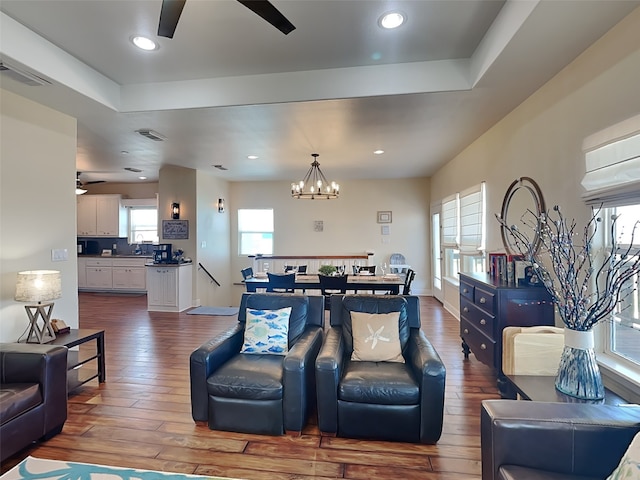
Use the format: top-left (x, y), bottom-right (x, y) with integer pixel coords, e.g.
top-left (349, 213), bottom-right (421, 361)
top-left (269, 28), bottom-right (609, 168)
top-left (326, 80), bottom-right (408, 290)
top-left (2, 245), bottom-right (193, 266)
top-left (499, 177), bottom-right (546, 256)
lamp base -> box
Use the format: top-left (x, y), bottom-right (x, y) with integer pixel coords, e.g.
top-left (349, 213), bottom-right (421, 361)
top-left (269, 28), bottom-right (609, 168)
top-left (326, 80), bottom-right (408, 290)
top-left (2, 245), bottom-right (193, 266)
top-left (24, 303), bottom-right (57, 343)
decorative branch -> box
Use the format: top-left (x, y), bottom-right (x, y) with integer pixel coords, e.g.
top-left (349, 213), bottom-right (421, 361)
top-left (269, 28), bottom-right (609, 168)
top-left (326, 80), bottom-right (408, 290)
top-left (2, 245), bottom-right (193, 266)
top-left (496, 205), bottom-right (640, 331)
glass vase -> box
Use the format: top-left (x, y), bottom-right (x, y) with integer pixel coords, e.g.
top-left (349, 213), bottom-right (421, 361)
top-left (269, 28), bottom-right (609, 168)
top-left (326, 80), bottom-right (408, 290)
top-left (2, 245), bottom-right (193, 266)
top-left (555, 329), bottom-right (605, 400)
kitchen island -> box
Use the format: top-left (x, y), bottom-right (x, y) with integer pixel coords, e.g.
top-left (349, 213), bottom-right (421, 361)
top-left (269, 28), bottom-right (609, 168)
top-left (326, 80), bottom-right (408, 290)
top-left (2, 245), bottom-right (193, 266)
top-left (145, 262), bottom-right (193, 312)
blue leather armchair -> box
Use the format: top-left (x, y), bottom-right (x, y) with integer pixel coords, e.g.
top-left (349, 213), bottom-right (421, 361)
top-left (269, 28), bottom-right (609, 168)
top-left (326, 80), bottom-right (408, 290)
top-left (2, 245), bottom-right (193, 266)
top-left (315, 294), bottom-right (446, 443)
top-left (190, 293), bottom-right (324, 435)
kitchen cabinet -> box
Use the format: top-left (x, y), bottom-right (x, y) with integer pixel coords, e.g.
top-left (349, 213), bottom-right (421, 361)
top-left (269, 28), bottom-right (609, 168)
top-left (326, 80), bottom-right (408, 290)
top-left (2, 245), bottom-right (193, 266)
top-left (146, 264), bottom-right (193, 312)
top-left (79, 256), bottom-right (147, 292)
top-left (112, 258), bottom-right (146, 290)
top-left (77, 195), bottom-right (127, 237)
top-left (459, 272), bottom-right (555, 397)
top-left (86, 258), bottom-right (113, 289)
top-left (77, 257), bottom-right (87, 288)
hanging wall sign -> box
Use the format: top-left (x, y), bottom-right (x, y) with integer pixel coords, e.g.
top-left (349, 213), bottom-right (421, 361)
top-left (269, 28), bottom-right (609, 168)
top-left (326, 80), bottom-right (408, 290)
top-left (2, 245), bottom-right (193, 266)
top-left (162, 220), bottom-right (189, 239)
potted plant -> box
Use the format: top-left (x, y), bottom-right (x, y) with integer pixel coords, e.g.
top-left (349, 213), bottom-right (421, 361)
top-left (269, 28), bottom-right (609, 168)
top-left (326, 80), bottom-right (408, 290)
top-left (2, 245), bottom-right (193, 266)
top-left (318, 265), bottom-right (337, 276)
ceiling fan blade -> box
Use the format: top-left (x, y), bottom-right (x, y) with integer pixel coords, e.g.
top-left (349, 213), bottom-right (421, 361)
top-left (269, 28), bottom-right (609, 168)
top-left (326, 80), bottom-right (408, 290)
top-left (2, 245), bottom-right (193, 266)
top-left (237, 0), bottom-right (295, 35)
top-left (85, 180), bottom-right (106, 185)
top-left (158, 0), bottom-right (187, 38)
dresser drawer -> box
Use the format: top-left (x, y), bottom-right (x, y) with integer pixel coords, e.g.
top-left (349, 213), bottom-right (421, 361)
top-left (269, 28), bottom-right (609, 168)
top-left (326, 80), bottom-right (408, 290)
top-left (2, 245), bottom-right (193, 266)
top-left (460, 297), bottom-right (495, 338)
top-left (474, 286), bottom-right (496, 313)
top-left (460, 280), bottom-right (474, 302)
top-left (460, 318), bottom-right (496, 367)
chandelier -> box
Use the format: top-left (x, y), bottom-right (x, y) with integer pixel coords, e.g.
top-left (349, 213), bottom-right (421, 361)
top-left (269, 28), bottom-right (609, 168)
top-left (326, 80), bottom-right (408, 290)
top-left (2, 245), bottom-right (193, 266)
top-left (291, 153), bottom-right (340, 199)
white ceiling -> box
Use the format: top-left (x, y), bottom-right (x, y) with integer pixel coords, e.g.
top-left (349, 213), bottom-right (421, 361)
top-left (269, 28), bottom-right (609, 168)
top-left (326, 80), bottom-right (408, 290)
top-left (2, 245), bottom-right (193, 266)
top-left (1, 0), bottom-right (638, 185)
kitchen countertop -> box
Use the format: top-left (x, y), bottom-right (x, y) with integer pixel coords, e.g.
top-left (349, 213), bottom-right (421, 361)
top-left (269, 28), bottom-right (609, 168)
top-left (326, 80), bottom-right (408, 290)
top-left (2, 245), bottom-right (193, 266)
top-left (79, 254), bottom-right (153, 258)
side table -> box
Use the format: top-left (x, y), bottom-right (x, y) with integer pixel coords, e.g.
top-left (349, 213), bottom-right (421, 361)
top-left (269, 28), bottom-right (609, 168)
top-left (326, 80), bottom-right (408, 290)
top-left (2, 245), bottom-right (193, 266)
top-left (49, 329), bottom-right (105, 394)
top-left (505, 374), bottom-right (627, 405)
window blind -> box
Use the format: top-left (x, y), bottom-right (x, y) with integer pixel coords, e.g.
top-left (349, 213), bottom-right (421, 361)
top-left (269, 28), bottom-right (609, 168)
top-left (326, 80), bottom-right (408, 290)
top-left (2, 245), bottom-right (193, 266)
top-left (459, 182), bottom-right (485, 253)
top-left (582, 114), bottom-right (640, 207)
top-left (442, 194), bottom-right (458, 247)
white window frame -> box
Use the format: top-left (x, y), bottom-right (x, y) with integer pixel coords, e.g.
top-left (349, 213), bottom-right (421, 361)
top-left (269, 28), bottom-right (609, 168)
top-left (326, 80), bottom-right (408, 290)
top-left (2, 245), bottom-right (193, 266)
top-left (582, 114), bottom-right (640, 400)
top-left (441, 183), bottom-right (486, 280)
top-left (238, 208), bottom-right (274, 256)
top-left (127, 206), bottom-right (158, 244)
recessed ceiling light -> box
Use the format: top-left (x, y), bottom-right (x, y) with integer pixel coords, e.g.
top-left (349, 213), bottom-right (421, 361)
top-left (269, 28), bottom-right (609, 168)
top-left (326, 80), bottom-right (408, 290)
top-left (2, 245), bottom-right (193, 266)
top-left (374, 149), bottom-right (385, 155)
top-left (138, 176), bottom-right (147, 180)
top-left (131, 35), bottom-right (158, 51)
top-left (247, 155), bottom-right (259, 160)
top-left (379, 11), bottom-right (405, 29)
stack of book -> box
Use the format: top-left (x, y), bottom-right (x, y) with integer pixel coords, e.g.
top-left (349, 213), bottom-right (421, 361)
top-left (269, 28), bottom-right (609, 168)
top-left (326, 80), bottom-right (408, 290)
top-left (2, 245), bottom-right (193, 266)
top-left (489, 253), bottom-right (528, 284)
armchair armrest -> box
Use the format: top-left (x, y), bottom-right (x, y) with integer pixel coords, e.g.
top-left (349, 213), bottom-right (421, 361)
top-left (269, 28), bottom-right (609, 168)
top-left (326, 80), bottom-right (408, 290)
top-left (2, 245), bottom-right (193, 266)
top-left (189, 324), bottom-right (244, 421)
top-left (407, 329), bottom-right (446, 443)
top-left (481, 400), bottom-right (640, 480)
top-left (283, 325), bottom-right (324, 432)
top-left (315, 327), bottom-right (345, 435)
top-left (0, 343), bottom-right (68, 435)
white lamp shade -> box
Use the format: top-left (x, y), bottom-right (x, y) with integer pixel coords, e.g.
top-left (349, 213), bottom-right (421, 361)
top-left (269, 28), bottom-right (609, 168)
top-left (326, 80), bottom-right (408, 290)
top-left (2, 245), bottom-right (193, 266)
top-left (15, 270), bottom-right (62, 303)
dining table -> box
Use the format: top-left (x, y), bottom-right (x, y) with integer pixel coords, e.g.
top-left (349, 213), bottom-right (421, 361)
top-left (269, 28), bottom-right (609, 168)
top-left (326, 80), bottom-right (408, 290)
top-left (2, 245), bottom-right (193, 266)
top-left (243, 273), bottom-right (404, 294)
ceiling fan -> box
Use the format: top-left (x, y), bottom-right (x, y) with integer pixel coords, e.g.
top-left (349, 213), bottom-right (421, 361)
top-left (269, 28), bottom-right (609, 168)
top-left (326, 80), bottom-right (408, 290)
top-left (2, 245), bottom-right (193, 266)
top-left (76, 172), bottom-right (105, 195)
top-left (158, 0), bottom-right (296, 39)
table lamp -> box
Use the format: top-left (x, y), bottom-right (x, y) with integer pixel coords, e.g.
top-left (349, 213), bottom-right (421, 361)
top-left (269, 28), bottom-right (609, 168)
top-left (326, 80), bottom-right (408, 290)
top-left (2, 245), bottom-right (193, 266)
top-left (15, 270), bottom-right (62, 343)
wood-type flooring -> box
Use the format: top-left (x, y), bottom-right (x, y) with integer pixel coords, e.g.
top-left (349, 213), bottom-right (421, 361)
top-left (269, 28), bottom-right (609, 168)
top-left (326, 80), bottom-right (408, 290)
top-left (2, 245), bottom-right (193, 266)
top-left (1, 292), bottom-right (500, 479)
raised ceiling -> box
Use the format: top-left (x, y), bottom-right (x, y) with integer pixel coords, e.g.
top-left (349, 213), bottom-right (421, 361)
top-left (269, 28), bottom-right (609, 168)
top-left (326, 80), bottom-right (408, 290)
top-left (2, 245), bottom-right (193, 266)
top-left (1, 0), bottom-right (638, 185)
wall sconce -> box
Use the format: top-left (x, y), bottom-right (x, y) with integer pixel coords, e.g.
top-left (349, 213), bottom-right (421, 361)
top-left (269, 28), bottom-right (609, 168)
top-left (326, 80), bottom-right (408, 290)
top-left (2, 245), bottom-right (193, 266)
top-left (171, 202), bottom-right (180, 219)
top-left (217, 198), bottom-right (225, 213)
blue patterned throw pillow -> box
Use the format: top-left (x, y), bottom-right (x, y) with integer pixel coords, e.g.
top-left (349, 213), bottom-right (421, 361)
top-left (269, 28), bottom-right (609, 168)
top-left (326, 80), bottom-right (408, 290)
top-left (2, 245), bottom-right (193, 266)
top-left (240, 307), bottom-right (291, 355)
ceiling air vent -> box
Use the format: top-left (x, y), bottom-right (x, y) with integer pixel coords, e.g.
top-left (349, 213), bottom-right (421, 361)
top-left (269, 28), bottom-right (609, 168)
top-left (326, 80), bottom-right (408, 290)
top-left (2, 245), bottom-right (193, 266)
top-left (0, 61), bottom-right (52, 86)
top-left (124, 167), bottom-right (143, 173)
top-left (213, 165), bottom-right (228, 171)
top-left (135, 129), bottom-right (165, 141)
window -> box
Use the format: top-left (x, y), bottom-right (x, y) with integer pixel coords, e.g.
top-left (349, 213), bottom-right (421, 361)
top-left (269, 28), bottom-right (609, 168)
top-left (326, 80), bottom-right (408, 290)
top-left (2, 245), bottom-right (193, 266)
top-left (129, 207), bottom-right (158, 243)
top-left (441, 183), bottom-right (486, 279)
top-left (604, 204), bottom-right (640, 368)
top-left (581, 114), bottom-right (640, 390)
top-left (238, 209), bottom-right (273, 255)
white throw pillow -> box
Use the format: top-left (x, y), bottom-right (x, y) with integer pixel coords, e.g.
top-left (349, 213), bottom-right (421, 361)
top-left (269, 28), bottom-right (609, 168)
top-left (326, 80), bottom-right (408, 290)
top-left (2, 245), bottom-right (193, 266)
top-left (240, 307), bottom-right (291, 355)
top-left (606, 431), bottom-right (640, 480)
top-left (350, 311), bottom-right (404, 363)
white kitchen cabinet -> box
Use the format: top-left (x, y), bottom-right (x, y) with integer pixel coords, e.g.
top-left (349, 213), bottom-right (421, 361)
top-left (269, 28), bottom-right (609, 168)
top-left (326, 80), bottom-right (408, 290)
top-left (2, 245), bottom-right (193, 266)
top-left (77, 195), bottom-right (127, 237)
top-left (77, 257), bottom-right (87, 288)
top-left (112, 258), bottom-right (146, 290)
top-left (146, 264), bottom-right (193, 312)
top-left (77, 195), bottom-right (97, 236)
top-left (86, 258), bottom-right (113, 288)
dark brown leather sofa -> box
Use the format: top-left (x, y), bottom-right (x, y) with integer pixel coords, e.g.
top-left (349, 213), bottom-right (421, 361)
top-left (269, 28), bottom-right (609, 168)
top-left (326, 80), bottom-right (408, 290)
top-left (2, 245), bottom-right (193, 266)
top-left (0, 343), bottom-right (68, 462)
top-left (315, 294), bottom-right (446, 443)
top-left (481, 399), bottom-right (640, 480)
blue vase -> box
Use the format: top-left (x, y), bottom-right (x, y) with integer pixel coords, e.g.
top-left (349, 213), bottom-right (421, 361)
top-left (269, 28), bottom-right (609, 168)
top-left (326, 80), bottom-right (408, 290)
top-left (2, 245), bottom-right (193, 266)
top-left (555, 329), bottom-right (605, 400)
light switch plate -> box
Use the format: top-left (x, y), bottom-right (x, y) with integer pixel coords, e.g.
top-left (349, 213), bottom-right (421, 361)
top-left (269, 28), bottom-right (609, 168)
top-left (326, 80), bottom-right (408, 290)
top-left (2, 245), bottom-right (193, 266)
top-left (51, 248), bottom-right (68, 262)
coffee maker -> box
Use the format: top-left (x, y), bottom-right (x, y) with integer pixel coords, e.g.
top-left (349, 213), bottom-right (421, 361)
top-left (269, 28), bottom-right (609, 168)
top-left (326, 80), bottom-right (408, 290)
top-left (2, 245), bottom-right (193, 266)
top-left (153, 244), bottom-right (172, 263)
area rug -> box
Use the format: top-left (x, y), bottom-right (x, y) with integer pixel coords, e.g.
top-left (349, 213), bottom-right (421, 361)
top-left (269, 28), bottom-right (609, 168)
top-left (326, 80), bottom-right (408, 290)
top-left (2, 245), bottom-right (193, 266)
top-left (1, 456), bottom-right (240, 479)
top-left (187, 306), bottom-right (239, 316)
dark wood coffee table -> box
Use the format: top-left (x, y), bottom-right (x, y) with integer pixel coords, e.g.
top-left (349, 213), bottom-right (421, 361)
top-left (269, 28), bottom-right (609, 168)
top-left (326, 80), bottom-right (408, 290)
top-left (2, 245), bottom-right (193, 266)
top-left (505, 374), bottom-right (627, 405)
top-left (49, 329), bottom-right (105, 393)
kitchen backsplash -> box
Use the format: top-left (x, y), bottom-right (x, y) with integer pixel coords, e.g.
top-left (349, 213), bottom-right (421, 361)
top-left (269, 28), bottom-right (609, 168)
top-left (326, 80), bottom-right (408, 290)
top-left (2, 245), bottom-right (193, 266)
top-left (77, 238), bottom-right (155, 256)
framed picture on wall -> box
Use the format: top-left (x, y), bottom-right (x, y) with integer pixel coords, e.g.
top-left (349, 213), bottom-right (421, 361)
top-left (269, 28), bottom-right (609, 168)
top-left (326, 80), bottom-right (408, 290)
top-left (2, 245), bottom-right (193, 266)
top-left (377, 211), bottom-right (392, 223)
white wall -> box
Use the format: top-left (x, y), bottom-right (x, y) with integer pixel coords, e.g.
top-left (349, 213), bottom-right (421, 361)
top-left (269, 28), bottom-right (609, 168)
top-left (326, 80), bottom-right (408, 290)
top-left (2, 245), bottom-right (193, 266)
top-left (229, 177), bottom-right (431, 304)
top-left (0, 89), bottom-right (79, 341)
top-left (196, 170), bottom-right (231, 306)
top-left (430, 7), bottom-right (640, 305)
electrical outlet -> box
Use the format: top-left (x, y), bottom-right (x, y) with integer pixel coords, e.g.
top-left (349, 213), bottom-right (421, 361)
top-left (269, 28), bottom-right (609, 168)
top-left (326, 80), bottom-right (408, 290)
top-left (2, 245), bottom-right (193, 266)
top-left (51, 248), bottom-right (68, 262)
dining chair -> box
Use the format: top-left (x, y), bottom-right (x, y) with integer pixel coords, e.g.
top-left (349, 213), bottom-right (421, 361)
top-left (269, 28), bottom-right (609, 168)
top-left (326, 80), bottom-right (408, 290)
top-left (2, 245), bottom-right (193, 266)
top-left (284, 265), bottom-right (296, 273)
top-left (266, 272), bottom-right (296, 292)
top-left (403, 269), bottom-right (416, 295)
top-left (297, 265), bottom-right (308, 274)
top-left (359, 265), bottom-right (377, 275)
top-left (318, 274), bottom-right (349, 310)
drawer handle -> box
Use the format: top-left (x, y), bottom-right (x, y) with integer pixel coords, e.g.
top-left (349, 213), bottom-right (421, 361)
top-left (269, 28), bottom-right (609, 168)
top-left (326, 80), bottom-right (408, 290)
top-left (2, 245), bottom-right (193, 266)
top-left (463, 328), bottom-right (469, 334)
top-left (480, 319), bottom-right (486, 325)
top-left (480, 344), bottom-right (487, 350)
top-left (480, 297), bottom-right (486, 304)
top-left (463, 307), bottom-right (469, 313)
top-left (463, 288), bottom-right (468, 294)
